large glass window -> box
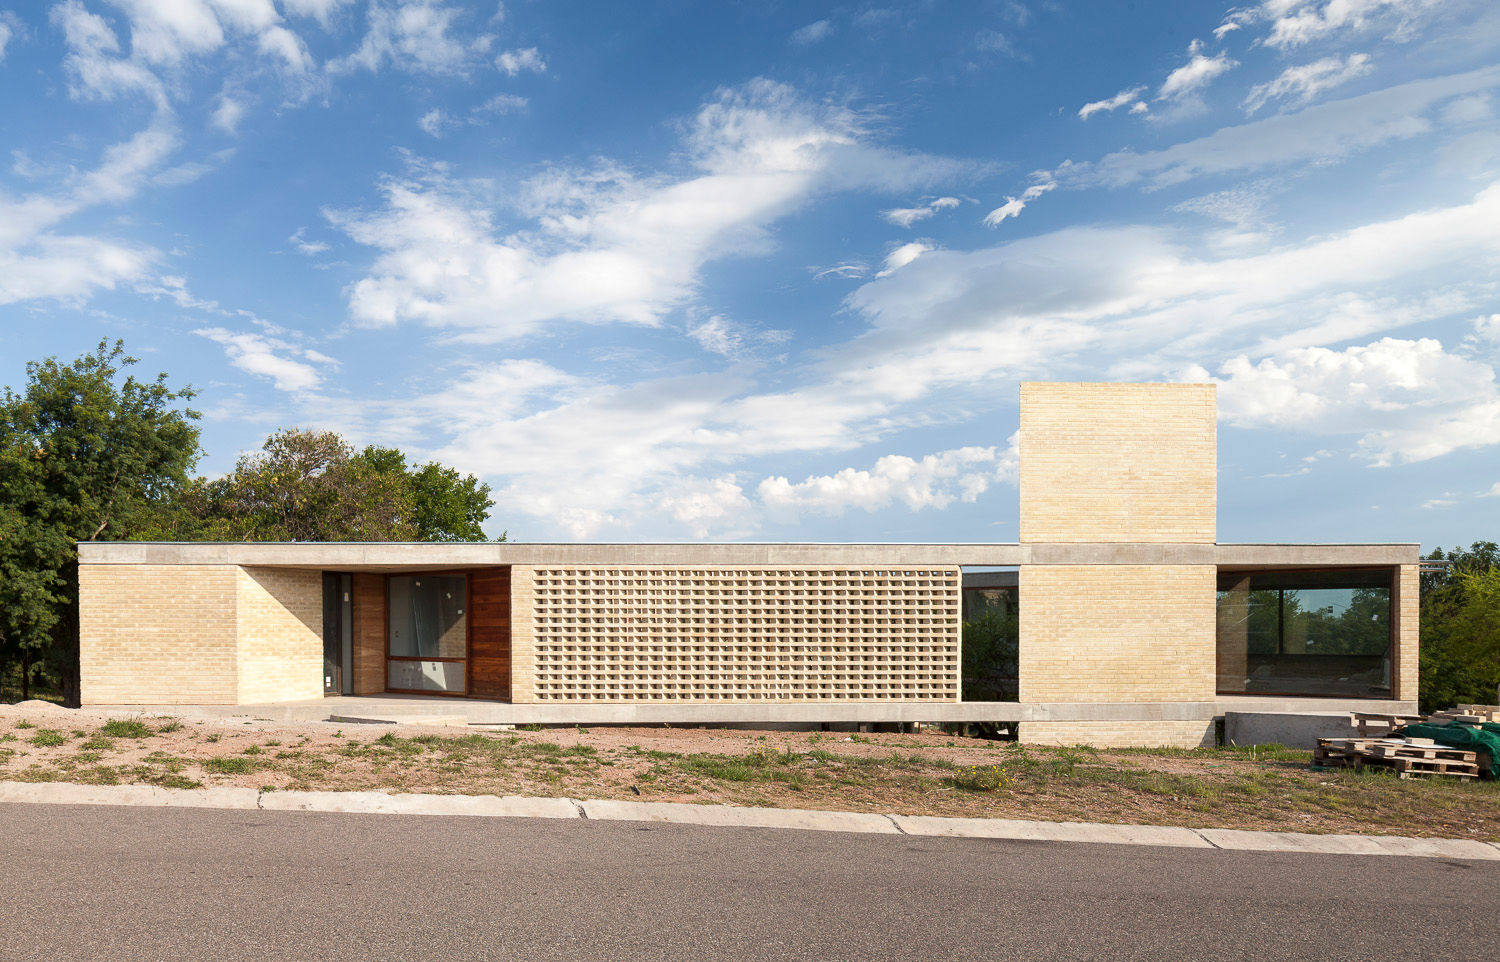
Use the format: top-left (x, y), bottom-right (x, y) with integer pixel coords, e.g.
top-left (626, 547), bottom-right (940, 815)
top-left (962, 577), bottom-right (1019, 702)
top-left (388, 575), bottom-right (467, 693)
top-left (1216, 569), bottom-right (1391, 697)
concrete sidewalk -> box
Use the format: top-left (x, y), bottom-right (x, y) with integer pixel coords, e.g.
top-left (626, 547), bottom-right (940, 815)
top-left (2, 780), bottom-right (1497, 860)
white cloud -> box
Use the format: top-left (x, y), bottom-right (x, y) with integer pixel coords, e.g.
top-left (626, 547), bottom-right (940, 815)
top-left (876, 241), bottom-right (931, 277)
top-left (1207, 337), bottom-right (1500, 465)
top-left (656, 477), bottom-right (753, 538)
top-left (195, 326), bottom-right (332, 392)
top-left (212, 93), bottom-right (246, 133)
top-left (418, 107), bottom-right (449, 136)
top-left (759, 444), bottom-right (1018, 518)
top-left (0, 12), bottom-right (18, 62)
top-left (1243, 54), bottom-right (1373, 114)
top-left (328, 79), bottom-right (972, 341)
top-left (686, 315), bottom-right (741, 356)
top-left (494, 45), bottom-right (544, 75)
top-left (1078, 85), bottom-right (1146, 119)
top-left (288, 227), bottom-right (329, 255)
top-left (331, 0), bottom-right (487, 74)
top-left (881, 196), bottom-right (960, 227)
top-left (983, 179), bottom-right (1054, 226)
top-left (1260, 0), bottom-right (1443, 49)
top-left (1478, 482), bottom-right (1500, 498)
top-left (474, 92), bottom-right (527, 116)
top-left (1472, 313), bottom-right (1500, 344)
top-left (789, 19), bottom-right (832, 46)
top-left (1070, 64), bottom-right (1500, 189)
top-left (1158, 44), bottom-right (1237, 100)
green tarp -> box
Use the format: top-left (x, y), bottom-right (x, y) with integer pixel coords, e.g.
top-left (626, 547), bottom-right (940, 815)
top-left (1399, 722), bottom-right (1500, 779)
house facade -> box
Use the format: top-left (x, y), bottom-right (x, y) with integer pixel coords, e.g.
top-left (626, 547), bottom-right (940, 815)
top-left (76, 382), bottom-right (1419, 747)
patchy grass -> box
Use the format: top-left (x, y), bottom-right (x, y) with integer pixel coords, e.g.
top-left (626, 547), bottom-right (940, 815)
top-left (1, 713), bottom-right (1498, 839)
top-left (100, 719), bottom-right (153, 739)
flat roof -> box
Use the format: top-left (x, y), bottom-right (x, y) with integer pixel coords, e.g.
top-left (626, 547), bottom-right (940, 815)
top-left (77, 541), bottom-right (1422, 569)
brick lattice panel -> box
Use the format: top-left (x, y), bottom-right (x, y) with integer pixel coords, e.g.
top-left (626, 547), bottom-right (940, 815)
top-left (523, 566), bottom-right (961, 702)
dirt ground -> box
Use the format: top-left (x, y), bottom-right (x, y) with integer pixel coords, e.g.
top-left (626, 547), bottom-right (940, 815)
top-left (3, 701), bottom-right (1498, 840)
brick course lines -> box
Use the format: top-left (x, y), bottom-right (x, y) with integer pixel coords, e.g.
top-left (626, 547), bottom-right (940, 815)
top-left (1018, 565), bottom-right (1216, 705)
top-left (235, 567), bottom-right (323, 704)
top-left (510, 565), bottom-right (961, 704)
top-left (1019, 382), bottom-right (1217, 544)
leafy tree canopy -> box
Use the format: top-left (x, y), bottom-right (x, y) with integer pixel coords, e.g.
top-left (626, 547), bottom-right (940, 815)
top-left (182, 429), bottom-right (498, 543)
top-left (0, 341), bottom-right (200, 702)
top-left (1420, 542), bottom-right (1500, 712)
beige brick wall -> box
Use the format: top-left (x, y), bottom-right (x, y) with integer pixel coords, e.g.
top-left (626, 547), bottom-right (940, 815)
top-left (236, 567), bottom-right (323, 704)
top-left (510, 566), bottom-right (538, 704)
top-left (1021, 720), bottom-right (1215, 749)
top-left (512, 565), bottom-right (959, 703)
top-left (1019, 382), bottom-right (1217, 544)
top-left (1019, 565), bottom-right (1216, 704)
top-left (79, 564), bottom-right (239, 705)
top-left (1395, 563), bottom-right (1419, 702)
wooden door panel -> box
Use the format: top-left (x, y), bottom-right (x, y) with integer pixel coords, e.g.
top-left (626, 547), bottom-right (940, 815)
top-left (468, 568), bottom-right (511, 700)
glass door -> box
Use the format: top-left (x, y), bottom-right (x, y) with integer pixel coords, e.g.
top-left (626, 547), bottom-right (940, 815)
top-left (386, 574), bottom-right (468, 694)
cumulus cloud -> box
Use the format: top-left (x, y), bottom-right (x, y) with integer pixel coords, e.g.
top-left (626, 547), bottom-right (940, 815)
top-left (1204, 337), bottom-right (1500, 465)
top-left (656, 477), bottom-right (753, 538)
top-left (983, 179), bottom-right (1054, 226)
top-left (327, 79), bottom-right (972, 341)
top-left (494, 46), bottom-right (544, 75)
top-left (288, 228), bottom-right (329, 255)
top-left (1078, 85), bottom-right (1146, 119)
top-left (758, 444), bottom-right (1018, 518)
top-left (194, 327), bottom-right (333, 392)
top-left (881, 196), bottom-right (961, 227)
top-left (1243, 54), bottom-right (1373, 114)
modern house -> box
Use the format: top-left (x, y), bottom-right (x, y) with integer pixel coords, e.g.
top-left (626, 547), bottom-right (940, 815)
top-left (76, 382), bottom-right (1420, 746)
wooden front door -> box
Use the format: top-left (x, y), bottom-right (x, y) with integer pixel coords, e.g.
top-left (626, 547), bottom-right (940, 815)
top-left (467, 568), bottom-right (512, 700)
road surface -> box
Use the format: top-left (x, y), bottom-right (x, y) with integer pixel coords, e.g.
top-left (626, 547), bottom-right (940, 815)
top-left (0, 803), bottom-right (1493, 960)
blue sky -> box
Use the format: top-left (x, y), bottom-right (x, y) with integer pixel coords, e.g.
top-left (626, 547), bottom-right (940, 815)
top-left (1, 0), bottom-right (1497, 547)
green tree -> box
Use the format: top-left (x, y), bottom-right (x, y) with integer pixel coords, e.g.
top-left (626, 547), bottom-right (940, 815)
top-left (189, 430), bottom-right (498, 543)
top-left (0, 341), bottom-right (200, 704)
top-left (1420, 542), bottom-right (1500, 712)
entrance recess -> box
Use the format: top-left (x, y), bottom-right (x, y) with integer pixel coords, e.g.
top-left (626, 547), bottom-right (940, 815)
top-left (322, 573), bottom-right (352, 695)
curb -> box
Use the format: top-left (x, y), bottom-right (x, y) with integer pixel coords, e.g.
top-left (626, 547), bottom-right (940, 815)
top-left (2, 781), bottom-right (1498, 861)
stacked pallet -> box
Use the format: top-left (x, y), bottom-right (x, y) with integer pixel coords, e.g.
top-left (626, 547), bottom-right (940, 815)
top-left (1350, 712), bottom-right (1427, 738)
top-left (1314, 737), bottom-right (1480, 780)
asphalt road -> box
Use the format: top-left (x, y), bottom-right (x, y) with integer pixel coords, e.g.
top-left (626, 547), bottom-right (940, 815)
top-left (0, 803), bottom-right (1495, 962)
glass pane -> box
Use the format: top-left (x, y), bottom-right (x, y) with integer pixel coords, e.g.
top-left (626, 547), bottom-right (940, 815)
top-left (962, 587), bottom-right (1018, 702)
top-left (388, 660), bottom-right (466, 693)
top-left (1216, 570), bottom-right (1391, 697)
top-left (388, 575), bottom-right (467, 659)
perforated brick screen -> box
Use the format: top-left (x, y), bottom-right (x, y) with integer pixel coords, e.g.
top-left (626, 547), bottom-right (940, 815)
top-left (516, 566), bottom-right (961, 702)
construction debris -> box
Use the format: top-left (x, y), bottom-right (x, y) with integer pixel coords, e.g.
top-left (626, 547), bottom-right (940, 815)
top-left (1314, 737), bottom-right (1480, 780)
top-left (1319, 705), bottom-right (1500, 781)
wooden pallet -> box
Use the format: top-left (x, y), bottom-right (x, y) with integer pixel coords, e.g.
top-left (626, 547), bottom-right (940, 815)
top-left (1454, 704), bottom-right (1500, 723)
top-left (1313, 737), bottom-right (1479, 780)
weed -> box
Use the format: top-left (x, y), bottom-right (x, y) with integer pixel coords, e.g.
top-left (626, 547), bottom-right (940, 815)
top-left (205, 733), bottom-right (221, 743)
top-left (520, 724), bottom-right (543, 732)
top-left (148, 773), bottom-right (202, 790)
top-left (0, 733), bottom-right (13, 742)
top-left (15, 720), bottom-right (34, 729)
top-left (156, 718), bottom-right (184, 734)
top-left (243, 744), bottom-right (262, 756)
top-left (264, 739), bottom-right (282, 747)
top-left (947, 764), bottom-right (1013, 792)
top-left (101, 718), bottom-right (152, 738)
top-left (30, 729), bottom-right (68, 747)
top-left (203, 757), bottom-right (254, 775)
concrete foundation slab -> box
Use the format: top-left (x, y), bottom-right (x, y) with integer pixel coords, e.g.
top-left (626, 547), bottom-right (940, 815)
top-left (1223, 711), bottom-right (1360, 749)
